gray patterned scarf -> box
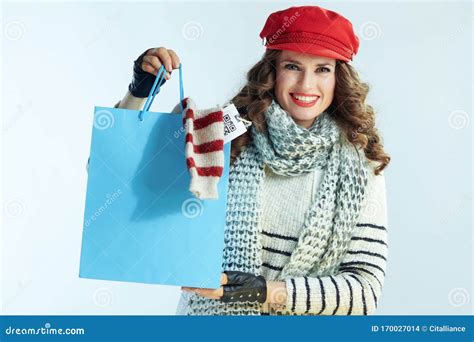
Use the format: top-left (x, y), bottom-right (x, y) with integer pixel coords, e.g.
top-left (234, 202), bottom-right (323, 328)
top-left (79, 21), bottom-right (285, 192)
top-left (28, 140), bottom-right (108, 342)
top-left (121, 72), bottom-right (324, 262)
top-left (185, 99), bottom-right (371, 315)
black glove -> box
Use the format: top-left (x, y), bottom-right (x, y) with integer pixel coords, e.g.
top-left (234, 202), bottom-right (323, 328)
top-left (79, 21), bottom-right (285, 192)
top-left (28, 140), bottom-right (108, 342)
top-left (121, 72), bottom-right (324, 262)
top-left (128, 49), bottom-right (167, 98)
top-left (221, 271), bottom-right (267, 304)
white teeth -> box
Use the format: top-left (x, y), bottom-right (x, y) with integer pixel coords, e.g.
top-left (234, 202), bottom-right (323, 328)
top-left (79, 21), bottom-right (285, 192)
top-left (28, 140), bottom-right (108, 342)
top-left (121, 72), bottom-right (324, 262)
top-left (292, 94), bottom-right (319, 102)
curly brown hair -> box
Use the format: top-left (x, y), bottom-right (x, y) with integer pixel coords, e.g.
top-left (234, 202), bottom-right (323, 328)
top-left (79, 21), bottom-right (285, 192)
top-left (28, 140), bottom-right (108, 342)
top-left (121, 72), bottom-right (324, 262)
top-left (228, 49), bottom-right (390, 176)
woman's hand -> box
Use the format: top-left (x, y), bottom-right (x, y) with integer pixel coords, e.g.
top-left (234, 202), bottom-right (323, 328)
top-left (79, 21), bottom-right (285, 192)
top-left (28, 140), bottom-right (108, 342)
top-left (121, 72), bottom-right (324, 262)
top-left (181, 273), bottom-right (228, 300)
top-left (128, 47), bottom-right (181, 98)
top-left (181, 271), bottom-right (268, 304)
top-left (139, 47), bottom-right (181, 79)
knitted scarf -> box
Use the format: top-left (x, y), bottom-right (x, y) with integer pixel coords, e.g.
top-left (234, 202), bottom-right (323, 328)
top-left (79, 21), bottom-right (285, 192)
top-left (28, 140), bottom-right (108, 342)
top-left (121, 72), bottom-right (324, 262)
top-left (184, 99), bottom-right (371, 315)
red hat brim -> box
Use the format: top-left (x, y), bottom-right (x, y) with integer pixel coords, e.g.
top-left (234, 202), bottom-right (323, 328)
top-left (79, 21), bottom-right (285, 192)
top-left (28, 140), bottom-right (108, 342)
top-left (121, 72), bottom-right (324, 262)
top-left (266, 43), bottom-right (352, 62)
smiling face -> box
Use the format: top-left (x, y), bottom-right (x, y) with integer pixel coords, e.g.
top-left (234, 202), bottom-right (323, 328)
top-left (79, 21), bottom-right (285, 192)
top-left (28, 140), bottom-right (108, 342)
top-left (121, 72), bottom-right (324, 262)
top-left (274, 50), bottom-right (337, 128)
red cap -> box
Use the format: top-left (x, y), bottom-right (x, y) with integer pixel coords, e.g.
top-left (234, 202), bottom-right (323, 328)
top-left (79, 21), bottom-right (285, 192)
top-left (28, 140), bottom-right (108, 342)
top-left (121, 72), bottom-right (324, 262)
top-left (259, 6), bottom-right (359, 62)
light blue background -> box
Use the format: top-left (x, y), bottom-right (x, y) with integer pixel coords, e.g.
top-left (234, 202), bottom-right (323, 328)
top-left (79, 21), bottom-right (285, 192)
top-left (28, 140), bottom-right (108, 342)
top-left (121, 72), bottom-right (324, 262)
top-left (2, 0), bottom-right (472, 315)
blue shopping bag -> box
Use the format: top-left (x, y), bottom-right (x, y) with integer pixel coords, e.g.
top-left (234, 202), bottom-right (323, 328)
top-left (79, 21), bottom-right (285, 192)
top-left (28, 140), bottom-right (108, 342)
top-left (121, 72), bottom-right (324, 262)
top-left (79, 65), bottom-right (230, 288)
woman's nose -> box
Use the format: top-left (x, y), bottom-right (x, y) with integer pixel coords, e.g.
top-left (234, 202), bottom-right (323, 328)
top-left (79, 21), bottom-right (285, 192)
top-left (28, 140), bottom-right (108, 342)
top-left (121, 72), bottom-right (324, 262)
top-left (298, 70), bottom-right (317, 91)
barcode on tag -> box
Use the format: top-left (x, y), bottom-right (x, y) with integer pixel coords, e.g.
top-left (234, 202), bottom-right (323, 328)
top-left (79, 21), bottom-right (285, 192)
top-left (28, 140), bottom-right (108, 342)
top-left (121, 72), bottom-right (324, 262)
top-left (223, 114), bottom-right (236, 135)
top-left (223, 103), bottom-right (247, 144)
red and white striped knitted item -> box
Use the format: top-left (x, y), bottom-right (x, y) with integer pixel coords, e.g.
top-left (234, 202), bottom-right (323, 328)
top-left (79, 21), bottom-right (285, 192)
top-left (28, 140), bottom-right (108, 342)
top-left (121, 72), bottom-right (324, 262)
top-left (180, 97), bottom-right (225, 199)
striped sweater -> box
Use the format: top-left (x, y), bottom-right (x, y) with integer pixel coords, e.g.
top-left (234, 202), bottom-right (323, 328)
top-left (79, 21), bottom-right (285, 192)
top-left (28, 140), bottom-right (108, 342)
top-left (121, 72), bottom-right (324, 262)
top-left (115, 91), bottom-right (389, 315)
top-left (259, 163), bottom-right (388, 315)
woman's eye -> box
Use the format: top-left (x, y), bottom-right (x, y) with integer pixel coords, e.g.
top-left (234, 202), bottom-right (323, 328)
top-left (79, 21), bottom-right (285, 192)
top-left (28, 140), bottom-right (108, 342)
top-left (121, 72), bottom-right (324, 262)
top-left (284, 64), bottom-right (331, 73)
top-left (284, 64), bottom-right (299, 71)
top-left (317, 67), bottom-right (331, 73)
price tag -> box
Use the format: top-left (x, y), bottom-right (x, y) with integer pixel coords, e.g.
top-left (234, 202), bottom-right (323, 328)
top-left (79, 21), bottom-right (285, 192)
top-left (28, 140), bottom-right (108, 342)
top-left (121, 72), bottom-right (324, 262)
top-left (222, 103), bottom-right (248, 144)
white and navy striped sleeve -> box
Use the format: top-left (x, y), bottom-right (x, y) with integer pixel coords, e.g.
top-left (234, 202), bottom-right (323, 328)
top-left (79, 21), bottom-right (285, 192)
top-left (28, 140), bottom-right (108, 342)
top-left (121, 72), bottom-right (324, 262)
top-left (284, 172), bottom-right (389, 315)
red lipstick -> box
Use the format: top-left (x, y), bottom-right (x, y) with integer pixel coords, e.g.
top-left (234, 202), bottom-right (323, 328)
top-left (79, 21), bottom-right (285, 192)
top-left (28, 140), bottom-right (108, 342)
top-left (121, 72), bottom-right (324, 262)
top-left (290, 93), bottom-right (320, 108)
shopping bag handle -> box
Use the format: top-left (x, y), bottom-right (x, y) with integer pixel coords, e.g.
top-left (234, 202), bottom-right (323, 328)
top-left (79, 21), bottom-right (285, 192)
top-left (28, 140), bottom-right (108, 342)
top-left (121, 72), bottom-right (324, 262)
top-left (139, 63), bottom-right (185, 121)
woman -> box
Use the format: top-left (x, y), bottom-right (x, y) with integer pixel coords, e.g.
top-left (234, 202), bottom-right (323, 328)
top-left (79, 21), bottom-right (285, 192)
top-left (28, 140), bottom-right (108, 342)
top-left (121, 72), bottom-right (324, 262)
top-left (117, 5), bottom-right (390, 315)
